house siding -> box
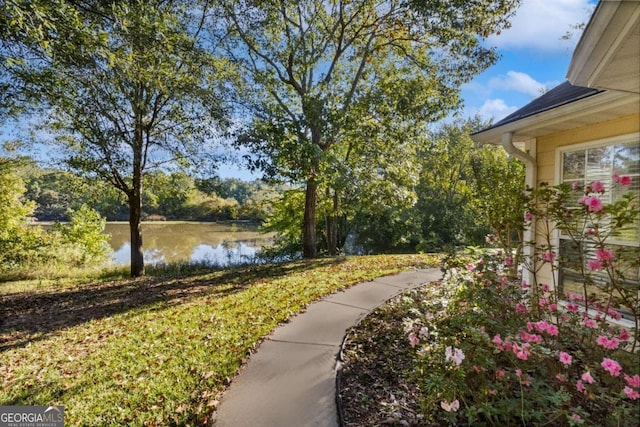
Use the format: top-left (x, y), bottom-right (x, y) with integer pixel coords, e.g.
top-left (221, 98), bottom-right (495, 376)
top-left (536, 113), bottom-right (640, 183)
top-left (533, 113), bottom-right (640, 287)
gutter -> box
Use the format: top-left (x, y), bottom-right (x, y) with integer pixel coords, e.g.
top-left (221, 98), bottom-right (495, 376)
top-left (501, 132), bottom-right (536, 183)
top-left (501, 132), bottom-right (536, 287)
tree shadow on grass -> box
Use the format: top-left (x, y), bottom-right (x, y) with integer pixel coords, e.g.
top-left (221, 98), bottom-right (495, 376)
top-left (0, 258), bottom-right (346, 351)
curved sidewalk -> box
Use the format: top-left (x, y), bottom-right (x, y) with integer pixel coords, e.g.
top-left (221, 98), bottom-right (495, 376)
top-left (212, 268), bottom-right (442, 427)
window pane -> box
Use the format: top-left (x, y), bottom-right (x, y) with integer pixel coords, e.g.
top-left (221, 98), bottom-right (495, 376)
top-left (563, 151), bottom-right (585, 180)
top-left (611, 177), bottom-right (640, 243)
top-left (613, 142), bottom-right (640, 175)
top-left (586, 146), bottom-right (613, 183)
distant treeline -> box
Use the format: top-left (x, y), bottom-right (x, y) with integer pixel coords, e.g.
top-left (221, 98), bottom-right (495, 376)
top-left (21, 163), bottom-right (279, 222)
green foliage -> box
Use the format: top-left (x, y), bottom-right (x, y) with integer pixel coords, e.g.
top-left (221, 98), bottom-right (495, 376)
top-left (52, 205), bottom-right (111, 266)
top-left (470, 144), bottom-right (527, 254)
top-left (260, 189), bottom-right (305, 258)
top-left (0, 158), bottom-right (45, 269)
top-left (0, 160), bottom-right (111, 272)
top-left (415, 118), bottom-right (525, 252)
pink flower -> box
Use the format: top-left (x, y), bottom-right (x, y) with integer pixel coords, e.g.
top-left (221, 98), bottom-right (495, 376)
top-left (596, 248), bottom-right (614, 261)
top-left (571, 414), bottom-right (581, 421)
top-left (556, 373), bottom-right (567, 382)
top-left (567, 302), bottom-right (580, 312)
top-left (542, 284), bottom-right (550, 292)
top-left (488, 389), bottom-right (497, 396)
top-left (586, 196), bottom-right (604, 212)
top-left (624, 374), bottom-right (640, 388)
top-left (541, 252), bottom-right (556, 263)
top-left (520, 332), bottom-right (542, 344)
top-left (581, 371), bottom-right (595, 384)
top-left (548, 303), bottom-right (558, 312)
top-left (619, 328), bottom-right (630, 340)
top-left (441, 399), bottom-right (460, 412)
top-left (601, 358), bottom-right (622, 377)
top-left (559, 351), bottom-right (572, 366)
top-left (466, 263), bottom-right (475, 271)
top-left (591, 181), bottom-right (605, 193)
top-left (620, 175), bottom-right (632, 186)
top-left (505, 256), bottom-right (514, 267)
top-left (408, 332), bottom-right (419, 347)
top-left (567, 293), bottom-right (585, 302)
top-left (524, 212), bottom-right (533, 221)
top-left (534, 321), bottom-right (549, 333)
top-left (576, 380), bottom-right (586, 393)
top-left (608, 309), bottom-right (622, 320)
top-left (571, 181), bottom-right (580, 191)
top-left (515, 368), bottom-right (522, 378)
top-left (623, 386), bottom-right (640, 400)
top-left (582, 318), bottom-right (598, 329)
top-left (596, 335), bottom-right (620, 350)
top-left (516, 302), bottom-right (528, 314)
top-left (587, 259), bottom-right (603, 271)
top-left (545, 324), bottom-right (559, 336)
top-left (512, 343), bottom-right (531, 360)
top-left (521, 281), bottom-right (529, 290)
top-left (496, 369), bottom-right (506, 379)
top-left (445, 346), bottom-right (465, 366)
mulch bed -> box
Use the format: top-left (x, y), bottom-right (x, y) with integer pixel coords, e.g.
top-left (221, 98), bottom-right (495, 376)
top-left (337, 285), bottom-right (440, 426)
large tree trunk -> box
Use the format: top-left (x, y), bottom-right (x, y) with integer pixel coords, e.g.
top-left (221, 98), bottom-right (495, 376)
top-left (128, 190), bottom-right (145, 277)
top-left (303, 178), bottom-right (318, 258)
top-left (129, 130), bottom-right (145, 277)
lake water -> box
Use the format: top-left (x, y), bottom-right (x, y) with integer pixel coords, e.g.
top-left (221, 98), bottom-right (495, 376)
top-left (105, 222), bottom-right (274, 266)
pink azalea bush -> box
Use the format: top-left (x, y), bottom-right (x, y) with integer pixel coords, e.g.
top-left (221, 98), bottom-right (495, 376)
top-left (404, 176), bottom-right (638, 425)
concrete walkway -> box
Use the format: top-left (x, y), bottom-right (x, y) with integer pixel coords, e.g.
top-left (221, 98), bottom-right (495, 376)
top-left (212, 268), bottom-right (442, 427)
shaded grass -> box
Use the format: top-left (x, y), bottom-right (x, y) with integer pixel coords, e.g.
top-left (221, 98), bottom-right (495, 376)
top-left (0, 254), bottom-right (441, 426)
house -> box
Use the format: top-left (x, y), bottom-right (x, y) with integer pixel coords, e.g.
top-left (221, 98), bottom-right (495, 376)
top-left (471, 1), bottom-right (639, 309)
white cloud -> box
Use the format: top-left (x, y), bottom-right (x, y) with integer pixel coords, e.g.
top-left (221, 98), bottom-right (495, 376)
top-left (486, 0), bottom-right (595, 52)
top-left (488, 71), bottom-right (552, 98)
top-left (478, 99), bottom-right (518, 122)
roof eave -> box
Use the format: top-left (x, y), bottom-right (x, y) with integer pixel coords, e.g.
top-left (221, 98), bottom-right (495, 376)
top-left (471, 91), bottom-right (635, 145)
top-left (567, 1), bottom-right (640, 93)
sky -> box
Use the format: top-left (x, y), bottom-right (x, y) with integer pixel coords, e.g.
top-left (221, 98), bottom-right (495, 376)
top-left (461, 0), bottom-right (596, 122)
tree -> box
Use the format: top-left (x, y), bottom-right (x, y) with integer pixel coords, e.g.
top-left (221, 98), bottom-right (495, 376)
top-left (222, 0), bottom-right (520, 258)
top-left (6, 1), bottom-right (231, 276)
top-left (0, 157), bottom-right (41, 268)
top-left (413, 118), bottom-right (525, 253)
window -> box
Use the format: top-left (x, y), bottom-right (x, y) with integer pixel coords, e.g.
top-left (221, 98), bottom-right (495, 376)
top-left (558, 135), bottom-right (640, 319)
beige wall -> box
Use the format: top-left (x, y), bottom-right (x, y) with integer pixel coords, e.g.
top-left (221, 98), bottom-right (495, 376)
top-left (533, 113), bottom-right (640, 287)
top-left (536, 113), bottom-right (640, 184)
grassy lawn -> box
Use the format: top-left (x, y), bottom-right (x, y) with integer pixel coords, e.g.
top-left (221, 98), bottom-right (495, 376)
top-left (0, 254), bottom-right (440, 426)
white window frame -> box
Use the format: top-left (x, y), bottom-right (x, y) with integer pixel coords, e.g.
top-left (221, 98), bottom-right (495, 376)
top-left (554, 132), bottom-right (640, 325)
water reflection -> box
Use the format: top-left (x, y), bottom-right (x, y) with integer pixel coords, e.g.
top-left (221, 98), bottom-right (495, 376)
top-left (106, 222), bottom-right (273, 266)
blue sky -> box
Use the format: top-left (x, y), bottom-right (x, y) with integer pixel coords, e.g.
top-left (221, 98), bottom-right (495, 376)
top-left (461, 0), bottom-right (596, 122)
